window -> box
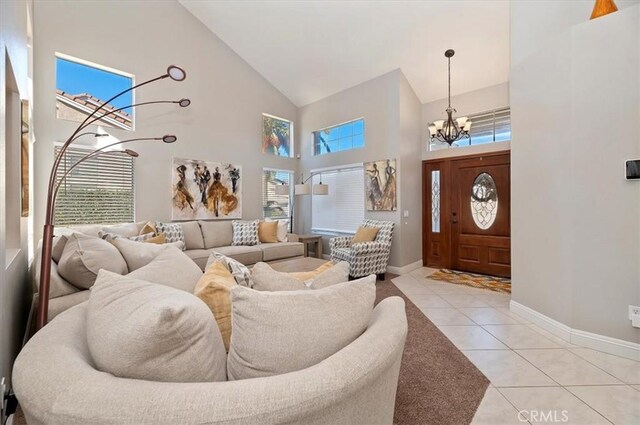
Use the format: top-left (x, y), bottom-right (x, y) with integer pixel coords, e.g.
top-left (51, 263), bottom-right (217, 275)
top-left (429, 107), bottom-right (511, 150)
top-left (311, 166), bottom-right (365, 234)
top-left (54, 145), bottom-right (135, 226)
top-left (262, 114), bottom-right (293, 157)
top-left (313, 118), bottom-right (364, 155)
top-left (56, 54), bottom-right (134, 130)
top-left (262, 169), bottom-right (292, 219)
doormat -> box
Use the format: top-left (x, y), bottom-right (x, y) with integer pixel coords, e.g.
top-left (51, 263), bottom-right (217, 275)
top-left (429, 269), bottom-right (511, 294)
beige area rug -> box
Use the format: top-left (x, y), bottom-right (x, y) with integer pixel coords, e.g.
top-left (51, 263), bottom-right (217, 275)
top-left (428, 268), bottom-right (511, 294)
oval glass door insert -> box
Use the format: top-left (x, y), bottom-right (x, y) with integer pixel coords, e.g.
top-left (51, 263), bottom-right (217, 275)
top-left (470, 172), bottom-right (498, 230)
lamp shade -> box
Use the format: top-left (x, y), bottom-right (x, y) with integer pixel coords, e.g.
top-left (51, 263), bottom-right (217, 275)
top-left (295, 184), bottom-right (310, 195)
top-left (275, 184), bottom-right (290, 196)
top-left (313, 183), bottom-right (329, 195)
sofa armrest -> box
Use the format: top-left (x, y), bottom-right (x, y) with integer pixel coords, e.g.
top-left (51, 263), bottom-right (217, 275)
top-left (286, 233), bottom-right (299, 242)
top-left (351, 241), bottom-right (389, 256)
top-left (330, 236), bottom-right (353, 250)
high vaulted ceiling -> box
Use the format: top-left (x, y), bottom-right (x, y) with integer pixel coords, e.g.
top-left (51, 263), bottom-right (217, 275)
top-left (180, 0), bottom-right (510, 107)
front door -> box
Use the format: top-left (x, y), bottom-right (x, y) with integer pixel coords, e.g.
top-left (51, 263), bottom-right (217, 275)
top-left (450, 153), bottom-right (510, 277)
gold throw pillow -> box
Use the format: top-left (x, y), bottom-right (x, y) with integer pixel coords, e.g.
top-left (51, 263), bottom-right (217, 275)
top-left (352, 227), bottom-right (380, 244)
top-left (194, 260), bottom-right (237, 351)
top-left (258, 221), bottom-right (279, 243)
top-left (144, 233), bottom-right (166, 245)
top-left (289, 261), bottom-right (334, 282)
top-left (139, 221), bottom-right (157, 236)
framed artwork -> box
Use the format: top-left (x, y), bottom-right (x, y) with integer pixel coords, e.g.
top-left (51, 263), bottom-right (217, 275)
top-left (172, 157), bottom-right (242, 220)
top-left (21, 100), bottom-right (29, 217)
top-left (262, 113), bottom-right (293, 157)
top-left (365, 159), bottom-right (397, 211)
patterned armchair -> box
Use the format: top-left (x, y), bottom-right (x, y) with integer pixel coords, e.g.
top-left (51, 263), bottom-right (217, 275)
top-left (330, 220), bottom-right (395, 280)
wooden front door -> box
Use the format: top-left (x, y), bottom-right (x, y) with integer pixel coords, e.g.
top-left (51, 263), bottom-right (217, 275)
top-left (423, 151), bottom-right (511, 278)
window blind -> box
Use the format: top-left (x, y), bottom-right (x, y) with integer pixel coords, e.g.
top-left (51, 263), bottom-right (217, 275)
top-left (54, 145), bottom-right (135, 226)
top-left (262, 169), bottom-right (292, 219)
top-left (466, 107), bottom-right (511, 146)
top-left (311, 167), bottom-right (364, 234)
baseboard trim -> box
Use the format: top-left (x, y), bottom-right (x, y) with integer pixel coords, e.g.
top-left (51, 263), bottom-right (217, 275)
top-left (510, 300), bottom-right (640, 361)
top-left (387, 260), bottom-right (423, 276)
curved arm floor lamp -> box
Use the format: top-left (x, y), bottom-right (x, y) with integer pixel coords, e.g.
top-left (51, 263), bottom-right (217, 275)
top-left (275, 172), bottom-right (328, 233)
top-left (37, 65), bottom-right (189, 330)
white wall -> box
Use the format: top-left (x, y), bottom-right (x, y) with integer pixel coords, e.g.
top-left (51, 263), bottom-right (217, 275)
top-left (0, 0), bottom-right (32, 390)
top-left (297, 70), bottom-right (423, 268)
top-left (511, 2), bottom-right (640, 345)
top-left (33, 0), bottom-right (299, 243)
top-left (422, 82), bottom-right (510, 159)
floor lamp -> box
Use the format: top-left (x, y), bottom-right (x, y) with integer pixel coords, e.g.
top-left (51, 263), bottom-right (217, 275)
top-left (275, 172), bottom-right (329, 233)
top-left (37, 65), bottom-right (189, 330)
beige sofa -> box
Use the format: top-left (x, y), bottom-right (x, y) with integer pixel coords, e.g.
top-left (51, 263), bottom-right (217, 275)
top-left (35, 220), bottom-right (304, 320)
top-left (14, 296), bottom-right (408, 425)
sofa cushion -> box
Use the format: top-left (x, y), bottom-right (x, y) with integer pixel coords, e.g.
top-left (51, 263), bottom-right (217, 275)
top-left (179, 221), bottom-right (205, 250)
top-left (57, 233), bottom-right (128, 289)
top-left (199, 221), bottom-right (233, 248)
top-left (101, 222), bottom-right (141, 237)
top-left (87, 270), bottom-right (226, 383)
top-left (227, 275), bottom-right (376, 380)
top-left (128, 246), bottom-right (203, 293)
top-left (206, 252), bottom-right (253, 288)
top-left (51, 235), bottom-right (68, 263)
top-left (98, 231), bottom-right (155, 243)
top-left (260, 242), bottom-right (304, 261)
top-left (258, 221), bottom-right (278, 243)
top-left (231, 220), bottom-right (260, 246)
top-left (112, 238), bottom-right (167, 271)
top-left (184, 249), bottom-right (210, 270)
top-left (212, 245), bottom-right (263, 266)
top-left (48, 289), bottom-right (90, 321)
top-left (251, 262), bottom-right (307, 291)
top-left (194, 260), bottom-right (237, 351)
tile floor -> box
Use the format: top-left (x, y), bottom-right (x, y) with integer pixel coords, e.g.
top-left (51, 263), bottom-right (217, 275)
top-left (393, 267), bottom-right (640, 425)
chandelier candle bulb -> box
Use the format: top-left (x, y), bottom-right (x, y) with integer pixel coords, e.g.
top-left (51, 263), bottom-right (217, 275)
top-left (428, 125), bottom-right (437, 136)
top-left (456, 117), bottom-right (468, 127)
top-left (434, 120), bottom-right (444, 130)
top-left (463, 121), bottom-right (472, 132)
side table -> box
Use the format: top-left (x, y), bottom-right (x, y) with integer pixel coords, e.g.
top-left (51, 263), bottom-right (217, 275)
top-left (297, 234), bottom-right (323, 258)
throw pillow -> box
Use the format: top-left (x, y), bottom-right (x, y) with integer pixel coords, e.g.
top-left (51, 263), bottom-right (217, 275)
top-left (194, 260), bottom-right (237, 351)
top-left (288, 261), bottom-right (335, 282)
top-left (128, 246), bottom-right (203, 293)
top-left (266, 218), bottom-right (289, 242)
top-left (57, 233), bottom-right (128, 289)
top-left (206, 252), bottom-right (253, 288)
top-left (139, 221), bottom-right (157, 236)
top-left (154, 222), bottom-right (185, 249)
top-left (144, 233), bottom-right (166, 244)
top-left (251, 262), bottom-right (307, 291)
top-left (258, 221), bottom-right (278, 243)
top-left (112, 238), bottom-right (167, 271)
top-left (352, 226), bottom-right (380, 244)
top-left (101, 222), bottom-right (140, 237)
top-left (227, 275), bottom-right (376, 380)
top-left (98, 231), bottom-right (155, 243)
top-left (51, 235), bottom-right (68, 263)
top-left (87, 270), bottom-right (226, 383)
top-left (179, 221), bottom-right (205, 250)
top-left (308, 261), bottom-right (350, 289)
top-left (231, 220), bottom-right (260, 246)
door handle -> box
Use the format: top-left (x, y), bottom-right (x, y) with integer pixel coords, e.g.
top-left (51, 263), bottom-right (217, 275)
top-left (452, 212), bottom-right (458, 223)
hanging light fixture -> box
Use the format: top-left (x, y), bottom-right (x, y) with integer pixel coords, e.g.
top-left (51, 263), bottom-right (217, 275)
top-left (428, 49), bottom-right (472, 146)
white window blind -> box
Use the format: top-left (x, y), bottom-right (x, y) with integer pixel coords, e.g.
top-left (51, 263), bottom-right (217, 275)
top-left (54, 145), bottom-right (135, 226)
top-left (466, 107), bottom-right (511, 145)
top-left (311, 167), bottom-right (364, 234)
top-left (262, 169), bottom-right (292, 219)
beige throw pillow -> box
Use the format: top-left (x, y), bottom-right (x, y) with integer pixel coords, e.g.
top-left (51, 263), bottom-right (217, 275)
top-left (101, 222), bottom-right (140, 237)
top-left (51, 235), bottom-right (68, 264)
top-left (258, 221), bottom-right (278, 243)
top-left (112, 238), bottom-right (167, 271)
top-left (57, 233), bottom-right (128, 289)
top-left (352, 226), bottom-right (380, 244)
top-left (308, 261), bottom-right (350, 289)
top-left (87, 270), bottom-right (226, 383)
top-left (227, 275), bottom-right (376, 380)
top-left (194, 260), bottom-right (237, 351)
top-left (128, 246), bottom-right (203, 293)
top-left (251, 262), bottom-right (307, 291)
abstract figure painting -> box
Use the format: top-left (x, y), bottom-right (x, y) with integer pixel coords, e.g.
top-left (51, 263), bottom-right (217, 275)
top-left (365, 159), bottom-right (397, 211)
top-left (172, 158), bottom-right (242, 220)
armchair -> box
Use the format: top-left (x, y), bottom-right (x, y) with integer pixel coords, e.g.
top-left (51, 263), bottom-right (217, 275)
top-left (330, 220), bottom-right (395, 280)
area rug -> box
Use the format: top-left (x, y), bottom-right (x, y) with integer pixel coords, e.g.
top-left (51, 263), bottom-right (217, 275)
top-left (428, 268), bottom-right (511, 294)
top-left (376, 279), bottom-right (490, 425)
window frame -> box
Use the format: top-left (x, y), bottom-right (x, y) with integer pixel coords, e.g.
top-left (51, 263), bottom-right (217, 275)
top-left (312, 118), bottom-right (365, 156)
top-left (262, 113), bottom-right (294, 158)
top-left (262, 167), bottom-right (294, 221)
top-left (429, 107), bottom-right (511, 151)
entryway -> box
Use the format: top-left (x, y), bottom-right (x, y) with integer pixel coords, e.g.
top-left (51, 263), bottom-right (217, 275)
top-left (422, 151), bottom-right (511, 278)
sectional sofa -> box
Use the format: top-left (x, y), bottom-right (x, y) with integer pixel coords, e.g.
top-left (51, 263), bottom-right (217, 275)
top-left (34, 220), bottom-right (304, 320)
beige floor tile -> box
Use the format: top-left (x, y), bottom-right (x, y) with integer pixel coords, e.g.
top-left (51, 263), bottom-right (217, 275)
top-left (420, 308), bottom-right (476, 326)
top-left (459, 307), bottom-right (520, 325)
top-left (423, 282), bottom-right (471, 294)
top-left (471, 388), bottom-right (523, 425)
top-left (496, 307), bottom-right (531, 324)
top-left (498, 387), bottom-right (610, 424)
top-left (525, 324), bottom-right (575, 348)
top-left (463, 350), bottom-right (557, 387)
top-left (398, 284), bottom-right (435, 296)
top-left (439, 326), bottom-right (509, 350)
top-left (390, 274), bottom-right (419, 288)
top-left (406, 293), bottom-right (452, 308)
top-left (441, 294), bottom-right (491, 308)
top-left (569, 347), bottom-right (640, 385)
top-left (408, 267), bottom-right (438, 278)
top-left (517, 349), bottom-right (622, 386)
top-left (473, 292), bottom-right (512, 307)
top-left (484, 325), bottom-right (563, 349)
top-left (567, 385), bottom-right (640, 425)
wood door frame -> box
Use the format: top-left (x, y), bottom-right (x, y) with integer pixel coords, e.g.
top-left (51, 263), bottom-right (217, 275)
top-left (422, 150), bottom-right (510, 271)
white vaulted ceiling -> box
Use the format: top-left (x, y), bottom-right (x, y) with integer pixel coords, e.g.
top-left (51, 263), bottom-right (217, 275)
top-left (179, 0), bottom-right (510, 106)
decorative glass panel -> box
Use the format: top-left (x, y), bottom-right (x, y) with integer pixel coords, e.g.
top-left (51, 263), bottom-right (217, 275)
top-left (431, 170), bottom-right (440, 233)
top-left (470, 172), bottom-right (498, 230)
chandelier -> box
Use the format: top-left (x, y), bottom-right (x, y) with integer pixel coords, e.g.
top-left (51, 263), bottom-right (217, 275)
top-left (428, 49), bottom-right (472, 146)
